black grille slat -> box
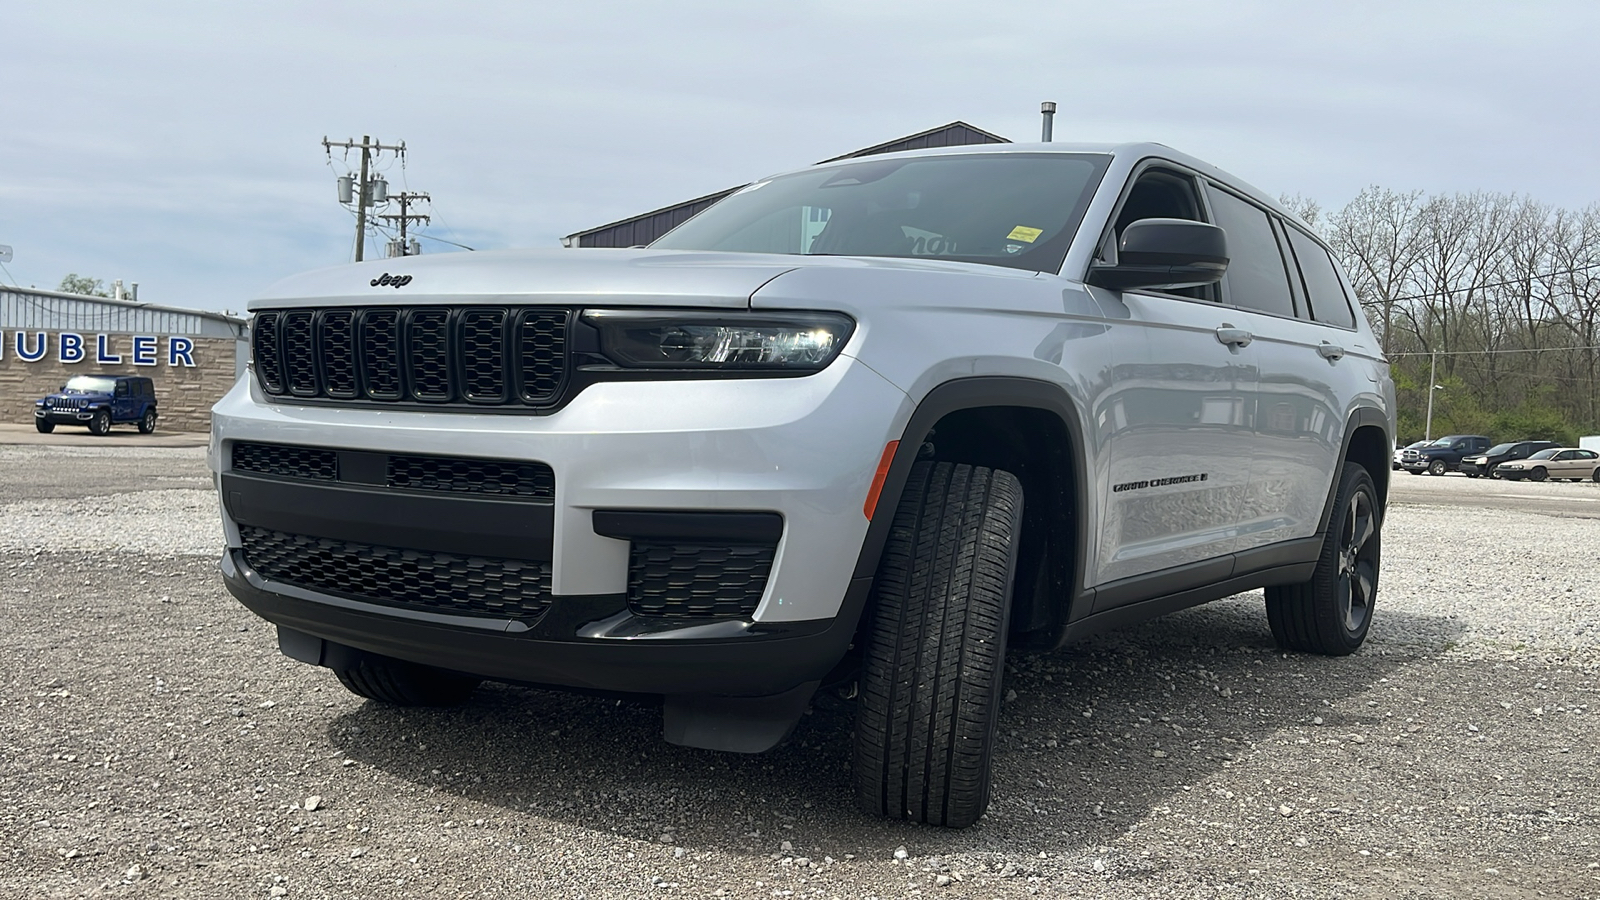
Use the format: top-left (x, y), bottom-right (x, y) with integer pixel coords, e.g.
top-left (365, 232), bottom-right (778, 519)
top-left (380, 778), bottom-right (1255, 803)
top-left (230, 443), bottom-right (339, 481)
top-left (627, 543), bottom-right (775, 619)
top-left (388, 454), bottom-right (554, 500)
top-left (253, 306), bottom-right (570, 410)
top-left (253, 313), bottom-right (284, 393)
top-left (408, 309), bottom-right (453, 402)
top-left (460, 309), bottom-right (508, 403)
top-left (319, 311), bottom-right (358, 398)
top-left (240, 526), bottom-right (553, 622)
top-left (282, 312), bottom-right (318, 397)
top-left (360, 310), bottom-right (403, 400)
top-left (517, 310), bottom-right (569, 403)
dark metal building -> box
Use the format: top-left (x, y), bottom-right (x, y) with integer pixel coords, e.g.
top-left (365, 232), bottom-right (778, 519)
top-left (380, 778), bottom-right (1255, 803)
top-left (562, 121), bottom-right (1009, 249)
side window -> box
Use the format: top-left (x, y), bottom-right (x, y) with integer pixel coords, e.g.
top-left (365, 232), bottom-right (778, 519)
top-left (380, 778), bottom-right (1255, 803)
top-left (1205, 185), bottom-right (1295, 317)
top-left (115, 382), bottom-right (129, 397)
top-left (1284, 226), bottom-right (1358, 328)
top-left (1581, 450), bottom-right (1599, 460)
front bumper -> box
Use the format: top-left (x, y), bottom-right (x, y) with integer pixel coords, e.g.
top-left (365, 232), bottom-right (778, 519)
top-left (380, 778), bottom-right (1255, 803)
top-left (36, 408), bottom-right (96, 423)
top-left (210, 357), bottom-right (910, 693)
top-left (222, 549), bottom-right (869, 696)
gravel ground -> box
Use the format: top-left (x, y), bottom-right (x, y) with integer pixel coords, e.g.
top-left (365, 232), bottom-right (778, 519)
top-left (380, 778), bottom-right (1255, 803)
top-left (1, 447), bottom-right (1597, 899)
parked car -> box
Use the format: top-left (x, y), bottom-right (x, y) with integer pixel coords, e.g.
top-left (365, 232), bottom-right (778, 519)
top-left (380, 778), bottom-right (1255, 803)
top-left (1494, 448), bottom-right (1600, 482)
top-left (1460, 440), bottom-right (1560, 478)
top-left (1393, 440), bottom-right (1428, 470)
top-left (33, 375), bottom-right (158, 435)
top-left (1400, 434), bottom-right (1491, 475)
top-left (213, 142), bottom-right (1395, 827)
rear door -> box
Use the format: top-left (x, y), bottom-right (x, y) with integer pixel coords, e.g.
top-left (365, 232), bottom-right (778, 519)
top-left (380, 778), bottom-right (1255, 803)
top-left (1203, 185), bottom-right (1372, 551)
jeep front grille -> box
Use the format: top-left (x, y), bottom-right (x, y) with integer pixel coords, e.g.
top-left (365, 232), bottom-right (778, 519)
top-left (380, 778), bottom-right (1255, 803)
top-left (239, 525), bottom-right (553, 622)
top-left (251, 307), bottom-right (570, 410)
top-left (627, 543), bottom-right (776, 619)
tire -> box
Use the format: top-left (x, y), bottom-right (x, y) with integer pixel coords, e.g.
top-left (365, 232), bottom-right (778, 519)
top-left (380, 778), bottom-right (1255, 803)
top-left (1528, 467), bottom-right (1548, 483)
top-left (333, 655), bottom-right (481, 706)
top-left (855, 461), bottom-right (1023, 829)
top-left (1427, 459), bottom-right (1447, 476)
top-left (1592, 469), bottom-right (1600, 484)
top-left (35, 419), bottom-right (54, 434)
top-left (1265, 462), bottom-right (1380, 656)
top-left (137, 409), bottom-right (157, 434)
top-left (88, 409), bottom-right (111, 436)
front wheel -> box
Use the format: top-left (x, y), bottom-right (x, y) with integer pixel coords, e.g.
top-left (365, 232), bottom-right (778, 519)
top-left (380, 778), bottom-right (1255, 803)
top-left (1591, 469), bottom-right (1600, 484)
top-left (1265, 462), bottom-right (1380, 656)
top-left (137, 409), bottom-right (157, 434)
top-left (855, 461), bottom-right (1023, 828)
top-left (1528, 467), bottom-right (1548, 483)
top-left (87, 409), bottom-right (111, 436)
top-left (1427, 459), bottom-right (1447, 476)
top-left (333, 655), bottom-right (481, 706)
top-left (35, 419), bottom-right (54, 434)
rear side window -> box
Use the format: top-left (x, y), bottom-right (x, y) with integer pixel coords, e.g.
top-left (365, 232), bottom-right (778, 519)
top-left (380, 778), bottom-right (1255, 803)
top-left (1285, 227), bottom-right (1357, 328)
top-left (1205, 186), bottom-right (1295, 317)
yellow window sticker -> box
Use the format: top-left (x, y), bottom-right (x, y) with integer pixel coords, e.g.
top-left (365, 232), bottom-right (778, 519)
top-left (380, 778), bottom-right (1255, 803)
top-left (1006, 226), bottom-right (1044, 243)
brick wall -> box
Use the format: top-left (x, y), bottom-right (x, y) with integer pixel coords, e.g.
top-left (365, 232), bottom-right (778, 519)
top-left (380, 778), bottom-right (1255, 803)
top-left (0, 332), bottom-right (239, 434)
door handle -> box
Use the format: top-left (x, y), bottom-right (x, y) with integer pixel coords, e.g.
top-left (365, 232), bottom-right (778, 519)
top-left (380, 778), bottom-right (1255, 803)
top-left (1317, 342), bottom-right (1346, 361)
top-left (1215, 326), bottom-right (1253, 348)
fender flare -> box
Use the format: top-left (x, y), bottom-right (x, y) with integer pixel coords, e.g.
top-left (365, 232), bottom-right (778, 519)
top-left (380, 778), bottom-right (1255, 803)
top-left (1316, 405), bottom-right (1391, 536)
top-left (846, 375), bottom-right (1093, 603)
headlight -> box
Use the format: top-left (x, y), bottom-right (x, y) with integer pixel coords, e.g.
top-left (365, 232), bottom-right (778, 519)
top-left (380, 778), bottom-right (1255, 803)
top-left (583, 310), bottom-right (854, 371)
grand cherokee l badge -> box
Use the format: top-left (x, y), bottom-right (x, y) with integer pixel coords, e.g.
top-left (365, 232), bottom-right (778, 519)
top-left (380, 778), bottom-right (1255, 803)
top-left (370, 273), bottom-right (413, 288)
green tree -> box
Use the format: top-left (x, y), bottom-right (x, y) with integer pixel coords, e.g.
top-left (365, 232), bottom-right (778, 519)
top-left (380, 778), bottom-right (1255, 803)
top-left (57, 274), bottom-right (109, 297)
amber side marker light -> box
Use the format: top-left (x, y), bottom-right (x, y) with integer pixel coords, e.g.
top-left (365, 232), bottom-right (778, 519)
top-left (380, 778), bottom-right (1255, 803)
top-left (863, 441), bottom-right (899, 519)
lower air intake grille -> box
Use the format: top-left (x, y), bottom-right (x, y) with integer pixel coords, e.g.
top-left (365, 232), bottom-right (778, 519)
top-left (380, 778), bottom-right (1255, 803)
top-left (239, 525), bottom-right (553, 622)
top-left (388, 454), bottom-right (555, 500)
top-left (627, 543), bottom-right (776, 619)
top-left (231, 443), bottom-right (338, 481)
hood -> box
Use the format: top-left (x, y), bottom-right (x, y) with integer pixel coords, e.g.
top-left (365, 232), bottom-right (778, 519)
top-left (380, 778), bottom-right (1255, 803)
top-left (250, 248), bottom-right (806, 311)
top-left (248, 247), bottom-right (1038, 313)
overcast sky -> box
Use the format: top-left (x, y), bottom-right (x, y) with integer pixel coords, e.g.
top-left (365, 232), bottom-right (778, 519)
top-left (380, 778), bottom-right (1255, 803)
top-left (4, 1), bottom-right (1596, 313)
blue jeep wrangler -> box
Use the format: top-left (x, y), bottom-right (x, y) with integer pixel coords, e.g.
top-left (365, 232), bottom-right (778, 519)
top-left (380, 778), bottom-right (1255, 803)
top-left (34, 375), bottom-right (159, 435)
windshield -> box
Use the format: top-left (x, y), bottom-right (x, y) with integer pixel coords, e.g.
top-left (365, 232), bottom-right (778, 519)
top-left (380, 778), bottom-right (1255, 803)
top-left (1485, 443), bottom-right (1516, 455)
top-left (1427, 438), bottom-right (1456, 447)
top-left (63, 376), bottom-right (116, 394)
top-left (1528, 449), bottom-right (1560, 460)
top-left (651, 153), bottom-right (1110, 273)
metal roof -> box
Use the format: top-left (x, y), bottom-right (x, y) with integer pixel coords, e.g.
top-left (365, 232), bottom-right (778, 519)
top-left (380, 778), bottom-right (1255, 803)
top-left (0, 286), bottom-right (248, 338)
top-left (563, 121), bottom-right (1011, 249)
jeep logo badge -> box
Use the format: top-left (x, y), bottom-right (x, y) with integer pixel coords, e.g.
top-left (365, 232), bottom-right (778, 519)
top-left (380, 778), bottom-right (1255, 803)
top-left (370, 273), bottom-right (413, 288)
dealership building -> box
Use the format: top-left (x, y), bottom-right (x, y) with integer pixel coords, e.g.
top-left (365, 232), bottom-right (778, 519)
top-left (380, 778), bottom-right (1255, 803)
top-left (0, 287), bottom-right (247, 433)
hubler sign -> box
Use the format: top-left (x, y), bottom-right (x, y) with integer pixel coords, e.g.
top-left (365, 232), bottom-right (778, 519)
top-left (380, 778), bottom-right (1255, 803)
top-left (2, 331), bottom-right (197, 367)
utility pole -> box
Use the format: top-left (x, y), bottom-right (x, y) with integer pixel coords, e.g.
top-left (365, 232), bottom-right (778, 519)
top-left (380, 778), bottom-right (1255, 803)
top-left (374, 192), bottom-right (431, 257)
top-left (1424, 350), bottom-right (1440, 441)
top-left (323, 135), bottom-right (406, 262)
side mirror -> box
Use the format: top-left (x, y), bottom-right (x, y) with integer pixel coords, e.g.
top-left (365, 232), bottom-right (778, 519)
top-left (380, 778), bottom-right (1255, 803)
top-left (1086, 218), bottom-right (1228, 291)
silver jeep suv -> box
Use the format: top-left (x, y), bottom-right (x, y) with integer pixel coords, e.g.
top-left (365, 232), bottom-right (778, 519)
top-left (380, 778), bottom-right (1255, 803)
top-left (212, 143), bottom-right (1394, 827)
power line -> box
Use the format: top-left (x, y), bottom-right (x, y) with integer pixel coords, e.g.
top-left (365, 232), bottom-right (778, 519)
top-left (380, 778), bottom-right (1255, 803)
top-left (1357, 261), bottom-right (1600, 307)
top-left (1390, 345), bottom-right (1600, 357)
